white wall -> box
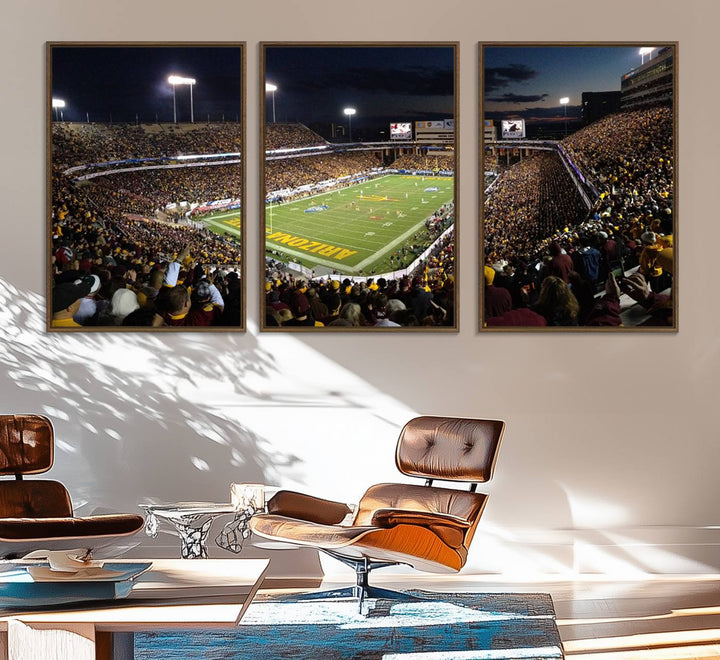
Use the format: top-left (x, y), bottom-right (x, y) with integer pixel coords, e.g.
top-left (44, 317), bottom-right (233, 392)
top-left (0, 0), bottom-right (718, 578)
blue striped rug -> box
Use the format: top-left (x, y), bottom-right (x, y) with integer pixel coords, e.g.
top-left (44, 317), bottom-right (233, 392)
top-left (136, 591), bottom-right (563, 659)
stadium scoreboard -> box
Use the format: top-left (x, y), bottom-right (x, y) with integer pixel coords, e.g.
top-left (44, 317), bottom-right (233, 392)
top-left (501, 119), bottom-right (525, 139)
top-left (390, 122), bottom-right (412, 140)
top-left (415, 119), bottom-right (454, 144)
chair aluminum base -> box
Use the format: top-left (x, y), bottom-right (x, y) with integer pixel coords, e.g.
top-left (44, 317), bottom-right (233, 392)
top-left (276, 551), bottom-right (422, 613)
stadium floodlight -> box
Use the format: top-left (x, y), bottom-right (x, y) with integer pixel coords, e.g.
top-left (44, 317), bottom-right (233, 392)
top-left (639, 47), bottom-right (656, 64)
top-left (266, 83), bottom-right (278, 123)
top-left (560, 97), bottom-right (570, 137)
top-left (168, 75), bottom-right (196, 124)
top-left (343, 107), bottom-right (357, 142)
top-left (52, 98), bottom-right (66, 122)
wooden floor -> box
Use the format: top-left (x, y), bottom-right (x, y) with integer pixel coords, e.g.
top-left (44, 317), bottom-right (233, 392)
top-left (278, 574), bottom-right (720, 659)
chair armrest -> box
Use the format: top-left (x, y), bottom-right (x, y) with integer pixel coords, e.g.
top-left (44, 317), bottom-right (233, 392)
top-left (371, 509), bottom-right (471, 548)
top-left (371, 509), bottom-right (471, 529)
top-left (267, 490), bottom-right (353, 526)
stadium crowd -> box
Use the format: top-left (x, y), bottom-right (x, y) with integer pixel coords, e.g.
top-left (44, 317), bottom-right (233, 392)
top-left (85, 164), bottom-right (242, 217)
top-left (484, 152), bottom-right (587, 264)
top-left (52, 123), bottom-right (243, 168)
top-left (562, 106), bottom-right (673, 242)
top-left (266, 152), bottom-right (378, 195)
top-left (264, 266), bottom-right (454, 329)
top-left (265, 123), bottom-right (326, 151)
top-left (51, 169), bottom-right (242, 328)
top-left (392, 153), bottom-right (454, 172)
top-left (483, 106), bottom-right (674, 327)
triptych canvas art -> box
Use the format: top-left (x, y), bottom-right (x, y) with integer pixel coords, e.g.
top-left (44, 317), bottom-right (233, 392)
top-left (48, 42), bottom-right (676, 332)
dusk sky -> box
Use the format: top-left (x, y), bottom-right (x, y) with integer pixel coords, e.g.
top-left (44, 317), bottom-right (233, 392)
top-left (484, 45), bottom-right (648, 123)
top-left (265, 46), bottom-right (455, 138)
top-left (51, 46), bottom-right (243, 123)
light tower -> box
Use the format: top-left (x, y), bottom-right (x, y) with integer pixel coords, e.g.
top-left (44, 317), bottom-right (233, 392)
top-left (265, 83), bottom-right (278, 123)
top-left (559, 97), bottom-right (569, 137)
top-left (52, 98), bottom-right (66, 122)
top-left (343, 107), bottom-right (356, 142)
top-left (639, 47), bottom-right (656, 64)
top-left (168, 75), bottom-right (196, 123)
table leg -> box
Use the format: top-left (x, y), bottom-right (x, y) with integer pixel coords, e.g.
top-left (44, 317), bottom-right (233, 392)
top-left (169, 518), bottom-right (213, 559)
top-left (97, 632), bottom-right (134, 660)
top-left (143, 512), bottom-right (158, 538)
top-left (215, 506), bottom-right (256, 553)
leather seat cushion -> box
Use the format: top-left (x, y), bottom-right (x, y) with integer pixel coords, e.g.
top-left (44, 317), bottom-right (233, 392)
top-left (0, 514), bottom-right (145, 541)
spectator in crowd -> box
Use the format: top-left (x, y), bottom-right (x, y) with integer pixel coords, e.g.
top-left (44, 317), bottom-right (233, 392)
top-left (549, 242), bottom-right (574, 283)
top-left (51, 277), bottom-right (94, 328)
top-left (483, 265), bottom-right (512, 319)
top-left (104, 288), bottom-right (140, 325)
top-left (533, 276), bottom-right (580, 326)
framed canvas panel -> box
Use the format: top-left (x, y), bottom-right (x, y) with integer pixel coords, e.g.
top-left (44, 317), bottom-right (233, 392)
top-left (47, 43), bottom-right (245, 331)
top-left (261, 43), bottom-right (458, 331)
top-left (480, 43), bottom-right (677, 331)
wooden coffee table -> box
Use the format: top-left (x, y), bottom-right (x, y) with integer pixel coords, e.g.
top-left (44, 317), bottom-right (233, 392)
top-left (0, 558), bottom-right (269, 660)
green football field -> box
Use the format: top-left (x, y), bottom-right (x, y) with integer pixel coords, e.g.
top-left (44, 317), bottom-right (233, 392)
top-left (264, 174), bottom-right (454, 274)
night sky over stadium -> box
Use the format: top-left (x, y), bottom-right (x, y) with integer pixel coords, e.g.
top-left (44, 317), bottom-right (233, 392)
top-left (51, 46), bottom-right (242, 124)
top-left (484, 45), bottom-right (644, 130)
top-left (265, 45), bottom-right (455, 140)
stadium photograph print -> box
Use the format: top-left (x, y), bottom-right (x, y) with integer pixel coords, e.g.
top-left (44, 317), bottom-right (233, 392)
top-left (262, 43), bottom-right (458, 331)
top-left (48, 43), bottom-right (245, 331)
top-left (481, 43), bottom-right (676, 331)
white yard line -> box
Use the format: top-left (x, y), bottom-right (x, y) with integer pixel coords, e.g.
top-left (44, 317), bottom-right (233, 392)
top-left (353, 217), bottom-right (434, 272)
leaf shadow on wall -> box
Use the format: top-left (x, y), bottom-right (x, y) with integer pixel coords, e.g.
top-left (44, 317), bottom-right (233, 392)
top-left (0, 277), bottom-right (313, 513)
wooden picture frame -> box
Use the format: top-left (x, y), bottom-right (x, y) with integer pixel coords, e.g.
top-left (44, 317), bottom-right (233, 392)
top-left (261, 42), bottom-right (458, 331)
top-left (47, 42), bottom-right (246, 331)
top-left (480, 43), bottom-right (677, 331)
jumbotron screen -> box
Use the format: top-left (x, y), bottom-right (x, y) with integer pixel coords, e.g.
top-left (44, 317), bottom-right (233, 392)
top-left (390, 122), bottom-right (412, 140)
top-left (501, 119), bottom-right (525, 139)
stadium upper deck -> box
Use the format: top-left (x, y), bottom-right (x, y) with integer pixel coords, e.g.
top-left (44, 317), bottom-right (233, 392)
top-left (52, 122), bottom-right (244, 169)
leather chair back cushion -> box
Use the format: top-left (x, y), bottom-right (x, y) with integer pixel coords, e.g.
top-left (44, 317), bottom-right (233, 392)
top-left (0, 415), bottom-right (53, 475)
top-left (0, 480), bottom-right (72, 518)
top-left (354, 483), bottom-right (486, 533)
top-left (396, 416), bottom-right (504, 482)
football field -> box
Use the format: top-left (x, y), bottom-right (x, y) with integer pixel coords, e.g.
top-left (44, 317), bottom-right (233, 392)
top-left (264, 174), bottom-right (454, 274)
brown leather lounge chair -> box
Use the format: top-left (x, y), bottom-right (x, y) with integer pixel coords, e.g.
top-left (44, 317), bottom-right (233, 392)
top-left (250, 416), bottom-right (504, 608)
top-left (0, 414), bottom-right (145, 558)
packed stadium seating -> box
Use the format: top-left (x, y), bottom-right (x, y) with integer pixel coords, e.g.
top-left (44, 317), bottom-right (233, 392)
top-left (265, 261), bottom-right (455, 329)
top-left (392, 153), bottom-right (454, 172)
top-left (85, 165), bottom-right (242, 217)
top-left (52, 123), bottom-right (243, 168)
top-left (483, 106), bottom-right (674, 327)
top-left (51, 123), bottom-right (244, 328)
top-left (265, 123), bottom-right (326, 151)
top-left (265, 152), bottom-right (378, 194)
